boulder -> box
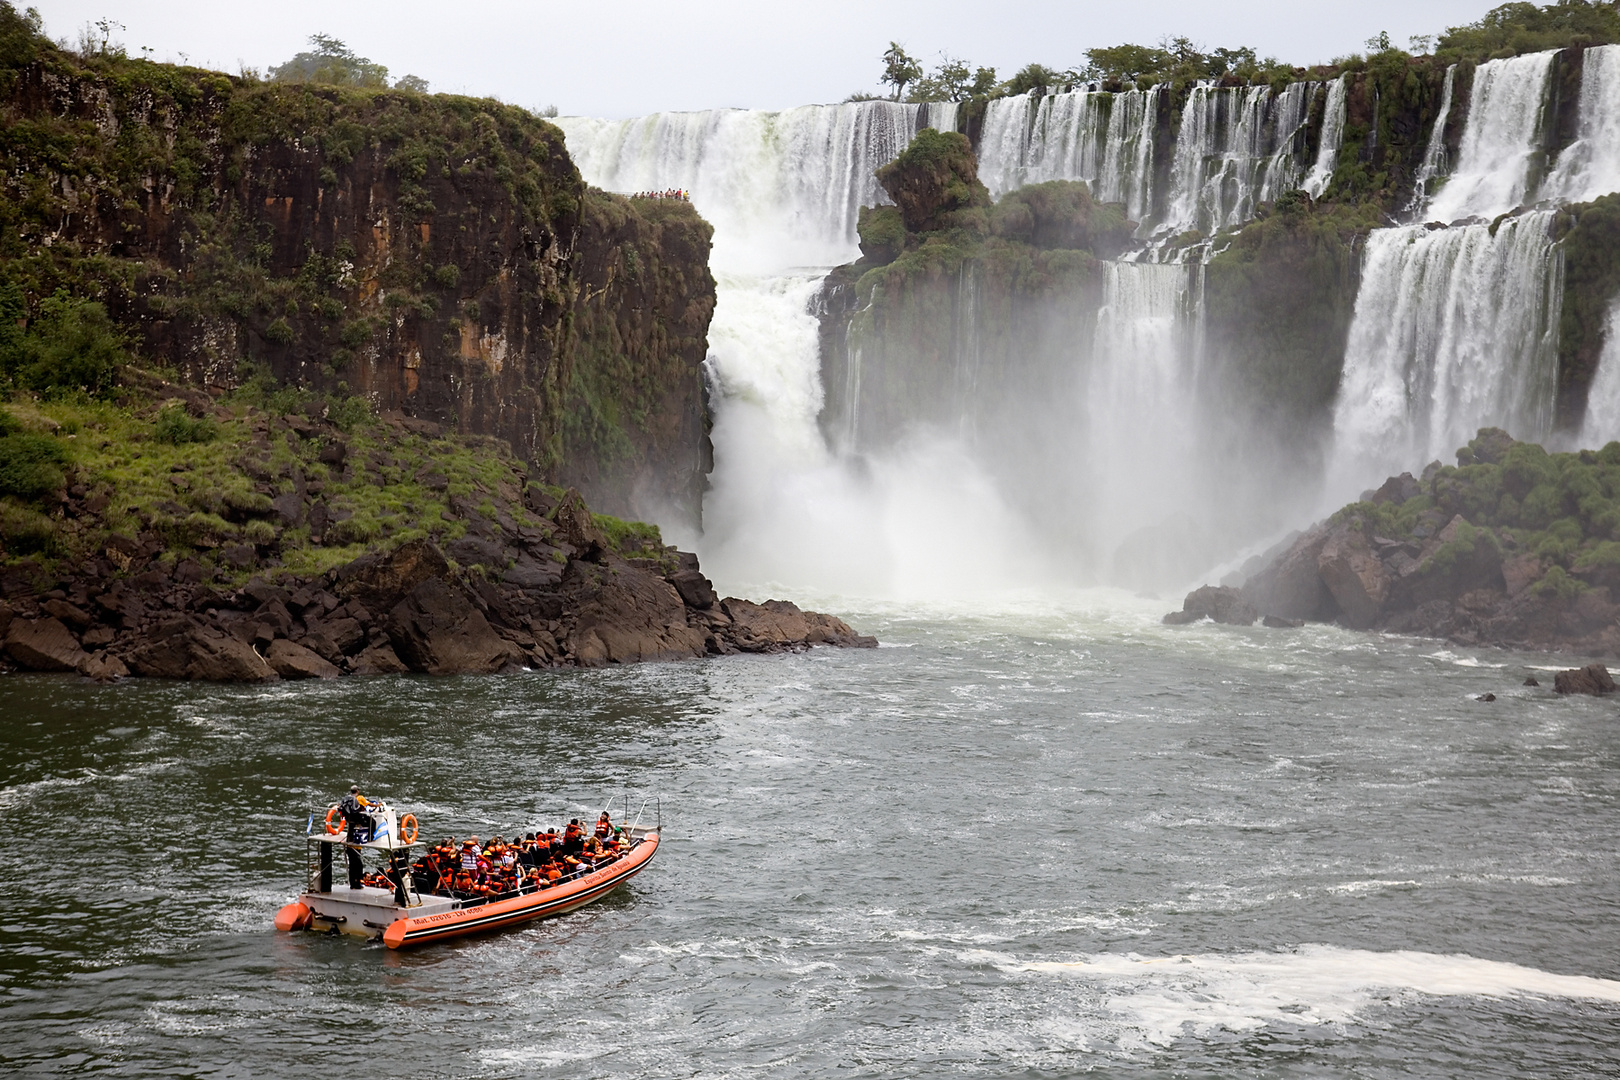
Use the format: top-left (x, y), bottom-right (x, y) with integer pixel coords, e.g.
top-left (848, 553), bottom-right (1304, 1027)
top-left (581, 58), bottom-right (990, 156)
top-left (1317, 527), bottom-right (1390, 629)
top-left (1178, 585), bottom-right (1257, 626)
top-left (720, 598), bottom-right (877, 651)
top-left (668, 568), bottom-right (718, 610)
top-left (562, 561), bottom-right (708, 664)
top-left (266, 638), bottom-right (340, 679)
top-left (1502, 553), bottom-right (1542, 597)
top-left (1241, 526), bottom-right (1333, 621)
top-left (384, 577), bottom-right (525, 675)
top-left (77, 651), bottom-right (129, 682)
top-left (1367, 472), bottom-right (1423, 505)
top-left (5, 617), bottom-right (88, 672)
top-left (41, 598), bottom-right (92, 630)
top-left (1162, 609), bottom-right (1204, 625)
top-left (502, 555), bottom-right (562, 590)
top-left (550, 488), bottom-right (606, 560)
top-left (1263, 614), bottom-right (1304, 628)
top-left (335, 538), bottom-right (451, 614)
top-left (1553, 663), bottom-right (1616, 696)
top-left (126, 616), bottom-right (277, 682)
top-left (350, 640), bottom-right (410, 675)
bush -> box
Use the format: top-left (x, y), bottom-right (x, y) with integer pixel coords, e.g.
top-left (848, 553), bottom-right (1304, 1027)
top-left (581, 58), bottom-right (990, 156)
top-left (153, 406), bottom-right (218, 445)
top-left (592, 512), bottom-right (662, 556)
top-left (0, 422), bottom-right (70, 501)
top-left (0, 290), bottom-right (127, 398)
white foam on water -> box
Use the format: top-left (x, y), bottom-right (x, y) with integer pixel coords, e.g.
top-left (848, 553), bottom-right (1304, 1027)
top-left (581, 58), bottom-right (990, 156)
top-left (1016, 945), bottom-right (1620, 1047)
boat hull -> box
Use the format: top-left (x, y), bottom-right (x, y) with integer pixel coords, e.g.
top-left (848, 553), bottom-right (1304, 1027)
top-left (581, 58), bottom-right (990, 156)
top-left (383, 833), bottom-right (659, 949)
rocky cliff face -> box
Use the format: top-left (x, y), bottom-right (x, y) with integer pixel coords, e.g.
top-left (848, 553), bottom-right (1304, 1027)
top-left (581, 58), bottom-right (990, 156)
top-left (0, 11), bottom-right (713, 521)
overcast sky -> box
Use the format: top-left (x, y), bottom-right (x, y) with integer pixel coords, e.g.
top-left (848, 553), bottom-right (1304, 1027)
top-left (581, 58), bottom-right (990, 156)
top-left (33, 0), bottom-right (1497, 118)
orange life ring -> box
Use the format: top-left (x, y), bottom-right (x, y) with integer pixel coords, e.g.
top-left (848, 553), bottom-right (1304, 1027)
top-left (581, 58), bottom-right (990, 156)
top-left (399, 814), bottom-right (418, 845)
top-left (324, 805), bottom-right (343, 834)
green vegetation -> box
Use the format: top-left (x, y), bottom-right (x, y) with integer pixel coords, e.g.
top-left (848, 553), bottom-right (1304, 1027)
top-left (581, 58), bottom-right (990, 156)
top-left (268, 32), bottom-right (429, 93)
top-left (1554, 193), bottom-right (1620, 427)
top-left (0, 409), bottom-right (69, 501)
top-left (1437, 1), bottom-right (1620, 61)
top-left (1335, 429), bottom-right (1620, 594)
top-left (0, 287), bottom-right (127, 399)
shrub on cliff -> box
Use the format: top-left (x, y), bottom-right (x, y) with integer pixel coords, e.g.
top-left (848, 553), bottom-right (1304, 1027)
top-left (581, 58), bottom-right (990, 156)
top-left (989, 181), bottom-right (1134, 256)
top-left (875, 128), bottom-right (990, 233)
top-left (0, 287), bottom-right (126, 399)
top-left (0, 412), bottom-right (68, 502)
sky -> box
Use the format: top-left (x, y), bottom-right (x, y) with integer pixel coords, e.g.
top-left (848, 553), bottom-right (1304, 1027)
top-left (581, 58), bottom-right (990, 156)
top-left (32, 0), bottom-right (1500, 118)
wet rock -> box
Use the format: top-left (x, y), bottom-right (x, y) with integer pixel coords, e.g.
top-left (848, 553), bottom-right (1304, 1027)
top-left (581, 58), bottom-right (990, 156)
top-left (350, 640), bottom-right (410, 675)
top-left (1178, 585), bottom-right (1257, 626)
top-left (384, 577), bottom-right (525, 675)
top-left (1317, 527), bottom-right (1389, 630)
top-left (1262, 614), bottom-right (1304, 628)
top-left (1241, 526), bottom-right (1333, 621)
top-left (81, 624), bottom-right (117, 649)
top-left (1501, 554), bottom-right (1542, 598)
top-left (78, 651), bottom-right (129, 682)
top-left (1368, 472), bottom-right (1422, 505)
top-left (41, 598), bottom-right (92, 630)
top-left (1162, 609), bottom-right (1205, 625)
top-left (222, 544), bottom-right (257, 570)
top-left (1476, 693), bottom-right (1497, 702)
top-left (266, 639), bottom-right (340, 679)
top-left (446, 536), bottom-right (509, 569)
top-left (271, 492), bottom-right (305, 526)
top-left (303, 616), bottom-right (365, 660)
top-left (550, 488), bottom-right (606, 560)
top-left (720, 597), bottom-right (876, 651)
top-left (4, 617), bottom-right (88, 672)
top-left (126, 616), bottom-right (277, 682)
top-left (335, 539), bottom-right (451, 614)
top-left (1523, 676), bottom-right (1541, 687)
top-left (1553, 663), bottom-right (1616, 696)
top-left (563, 561), bottom-right (708, 664)
top-left (668, 568), bottom-right (718, 610)
top-left (502, 555), bottom-right (562, 590)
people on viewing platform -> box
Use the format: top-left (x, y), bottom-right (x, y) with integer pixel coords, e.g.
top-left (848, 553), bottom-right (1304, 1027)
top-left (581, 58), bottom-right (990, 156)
top-left (630, 188), bottom-right (690, 200)
top-left (398, 818), bottom-right (632, 902)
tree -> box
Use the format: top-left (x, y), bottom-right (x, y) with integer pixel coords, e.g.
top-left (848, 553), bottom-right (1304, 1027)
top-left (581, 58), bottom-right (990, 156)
top-left (970, 66), bottom-right (998, 97)
top-left (1438, 1), bottom-right (1620, 60)
top-left (1001, 62), bottom-right (1063, 96)
top-left (908, 54), bottom-right (974, 101)
top-left (1083, 43), bottom-right (1174, 83)
top-left (270, 34), bottom-right (390, 88)
top-left (394, 74), bottom-right (429, 93)
top-left (881, 41), bottom-right (923, 101)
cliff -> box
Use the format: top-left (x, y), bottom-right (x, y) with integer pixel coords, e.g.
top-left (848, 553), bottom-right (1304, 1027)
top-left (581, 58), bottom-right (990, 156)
top-left (0, 6), bottom-right (712, 522)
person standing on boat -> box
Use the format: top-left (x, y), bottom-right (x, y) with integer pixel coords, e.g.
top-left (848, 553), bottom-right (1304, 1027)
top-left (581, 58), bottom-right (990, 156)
top-left (339, 785), bottom-right (372, 889)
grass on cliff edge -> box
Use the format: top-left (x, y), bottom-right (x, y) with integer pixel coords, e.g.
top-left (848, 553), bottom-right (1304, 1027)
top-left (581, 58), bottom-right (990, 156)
top-left (0, 374), bottom-right (668, 586)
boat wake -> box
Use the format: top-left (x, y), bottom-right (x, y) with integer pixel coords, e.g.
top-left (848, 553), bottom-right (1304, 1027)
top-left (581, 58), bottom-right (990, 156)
top-left (1011, 945), bottom-right (1620, 1047)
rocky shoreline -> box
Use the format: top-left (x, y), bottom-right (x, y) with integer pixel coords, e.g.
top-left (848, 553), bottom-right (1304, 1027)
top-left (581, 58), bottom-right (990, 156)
top-left (1165, 429), bottom-right (1620, 667)
top-left (0, 529), bottom-right (873, 683)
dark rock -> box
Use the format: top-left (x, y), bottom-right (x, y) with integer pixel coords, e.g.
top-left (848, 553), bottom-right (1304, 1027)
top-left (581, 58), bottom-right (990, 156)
top-left (266, 639), bottom-right (340, 679)
top-left (384, 578), bottom-right (525, 674)
top-left (243, 578), bottom-right (291, 608)
top-left (550, 488), bottom-right (606, 560)
top-left (174, 559), bottom-right (204, 584)
top-left (350, 640), bottom-right (410, 675)
top-left (271, 492), bottom-right (305, 526)
top-left (502, 555), bottom-right (562, 590)
top-left (78, 651), bottom-right (129, 682)
top-left (1523, 676), bottom-right (1541, 687)
top-left (1179, 585), bottom-right (1257, 626)
top-left (222, 544), bottom-right (257, 570)
top-left (1317, 527), bottom-right (1389, 630)
top-left (562, 561), bottom-right (709, 665)
top-left (1262, 614), bottom-right (1305, 628)
top-left (1242, 526), bottom-right (1333, 621)
top-left (1502, 554), bottom-right (1542, 597)
top-left (335, 539), bottom-right (451, 614)
top-left (668, 567), bottom-right (718, 609)
top-left (41, 598), bottom-right (92, 630)
top-left (720, 597), bottom-right (877, 652)
top-left (446, 536), bottom-right (509, 568)
top-left (308, 501), bottom-right (329, 540)
top-left (80, 624), bottom-right (116, 649)
top-left (1476, 693), bottom-right (1497, 702)
top-left (0, 601), bottom-right (12, 639)
top-left (318, 440), bottom-right (347, 466)
top-left (303, 616), bottom-right (365, 660)
top-left (1368, 472), bottom-right (1422, 505)
top-left (1458, 427), bottom-right (1516, 466)
top-left (1553, 664), bottom-right (1616, 696)
top-left (1162, 609), bottom-right (1205, 625)
top-left (5, 618), bottom-right (88, 672)
top-left (126, 616), bottom-right (277, 682)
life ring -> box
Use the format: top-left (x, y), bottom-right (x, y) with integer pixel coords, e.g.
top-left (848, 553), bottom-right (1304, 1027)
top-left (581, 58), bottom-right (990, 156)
top-left (324, 805), bottom-right (344, 834)
top-left (399, 814), bottom-right (418, 845)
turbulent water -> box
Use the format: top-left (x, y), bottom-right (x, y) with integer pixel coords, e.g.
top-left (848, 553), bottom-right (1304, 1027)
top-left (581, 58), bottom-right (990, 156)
top-left (4, 598), bottom-right (1619, 1077)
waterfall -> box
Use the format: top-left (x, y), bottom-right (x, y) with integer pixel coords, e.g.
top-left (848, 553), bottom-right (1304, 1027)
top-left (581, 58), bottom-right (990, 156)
top-left (976, 93), bottom-right (1038, 196)
top-left (1330, 213), bottom-right (1563, 487)
top-left (1301, 77), bottom-right (1347, 199)
top-left (1408, 65), bottom-right (1459, 214)
top-left (1580, 299), bottom-right (1620, 445)
top-left (1164, 82), bottom-right (1319, 235)
top-left (1541, 44), bottom-right (1620, 203)
top-left (1424, 50), bottom-right (1557, 222)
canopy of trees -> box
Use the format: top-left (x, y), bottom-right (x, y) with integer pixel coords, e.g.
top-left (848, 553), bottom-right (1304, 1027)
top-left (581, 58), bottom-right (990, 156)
top-left (269, 34), bottom-right (429, 92)
top-left (1438, 0), bottom-right (1620, 59)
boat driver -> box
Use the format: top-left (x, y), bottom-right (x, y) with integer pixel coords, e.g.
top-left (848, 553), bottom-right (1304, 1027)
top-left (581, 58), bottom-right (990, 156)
top-left (339, 784), bottom-right (372, 889)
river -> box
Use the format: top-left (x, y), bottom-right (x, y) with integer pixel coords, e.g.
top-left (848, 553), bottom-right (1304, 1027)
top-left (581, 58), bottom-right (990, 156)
top-left (3, 590), bottom-right (1618, 1076)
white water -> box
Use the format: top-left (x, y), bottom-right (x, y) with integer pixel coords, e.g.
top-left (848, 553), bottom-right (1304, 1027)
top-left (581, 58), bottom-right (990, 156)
top-left (1301, 76), bottom-right (1347, 199)
top-left (1542, 44), bottom-right (1620, 202)
top-left (1331, 212), bottom-right (1563, 490)
top-left (558, 103), bottom-right (1047, 598)
top-left (1408, 65), bottom-right (1458, 214)
top-left (1579, 297), bottom-right (1620, 445)
top-left (1424, 50), bottom-right (1557, 222)
top-left (1166, 81), bottom-right (1319, 234)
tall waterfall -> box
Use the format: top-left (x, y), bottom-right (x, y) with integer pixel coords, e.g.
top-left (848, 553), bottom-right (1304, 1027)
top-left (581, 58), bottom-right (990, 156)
top-left (557, 103), bottom-right (1040, 596)
top-left (1301, 77), bottom-right (1347, 199)
top-left (1329, 46), bottom-right (1620, 499)
top-left (1408, 65), bottom-right (1458, 213)
top-left (1581, 298), bottom-right (1620, 444)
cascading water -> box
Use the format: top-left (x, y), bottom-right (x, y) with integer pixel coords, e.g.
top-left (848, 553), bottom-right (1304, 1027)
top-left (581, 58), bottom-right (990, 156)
top-left (1301, 76), bottom-right (1347, 199)
top-left (556, 103), bottom-right (1041, 597)
top-left (1407, 65), bottom-right (1458, 214)
top-left (1541, 44), bottom-right (1620, 203)
top-left (1165, 81), bottom-right (1319, 235)
top-left (1331, 213), bottom-right (1563, 487)
top-left (1580, 298), bottom-right (1620, 445)
top-left (1424, 50), bottom-right (1557, 222)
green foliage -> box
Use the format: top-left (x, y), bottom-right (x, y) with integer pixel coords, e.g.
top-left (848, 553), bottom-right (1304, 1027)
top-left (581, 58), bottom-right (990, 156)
top-left (270, 34), bottom-right (390, 88)
top-left (875, 128), bottom-right (990, 233)
top-left (153, 405), bottom-right (217, 445)
top-left (1438, 1), bottom-right (1620, 61)
top-left (857, 205), bottom-right (907, 265)
top-left (591, 511), bottom-right (663, 556)
top-left (1532, 563), bottom-right (1586, 599)
top-left (0, 414), bottom-right (68, 501)
top-left (881, 42), bottom-right (923, 101)
top-left (0, 288), bottom-right (127, 398)
top-left (1556, 193), bottom-right (1620, 427)
top-left (989, 180), bottom-right (1134, 254)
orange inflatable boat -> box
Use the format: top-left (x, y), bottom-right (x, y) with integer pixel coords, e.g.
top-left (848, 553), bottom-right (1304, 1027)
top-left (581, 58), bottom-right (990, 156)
top-left (274, 798), bottom-right (660, 949)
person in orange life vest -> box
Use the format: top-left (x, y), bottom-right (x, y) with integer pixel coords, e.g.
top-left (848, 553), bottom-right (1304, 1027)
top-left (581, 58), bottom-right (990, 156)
top-left (594, 812), bottom-right (612, 840)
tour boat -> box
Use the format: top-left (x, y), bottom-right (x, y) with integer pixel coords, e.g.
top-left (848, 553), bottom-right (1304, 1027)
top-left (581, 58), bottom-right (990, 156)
top-left (273, 797), bottom-right (660, 949)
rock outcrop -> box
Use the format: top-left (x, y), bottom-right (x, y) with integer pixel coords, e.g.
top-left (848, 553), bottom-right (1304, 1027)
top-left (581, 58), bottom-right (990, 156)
top-left (1553, 664), bottom-right (1616, 696)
